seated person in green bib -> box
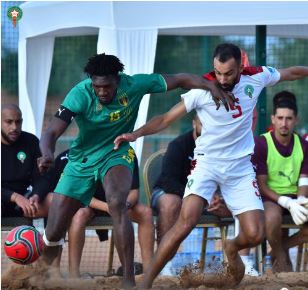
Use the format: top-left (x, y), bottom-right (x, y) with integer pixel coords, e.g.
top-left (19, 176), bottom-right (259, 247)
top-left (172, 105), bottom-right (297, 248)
top-left (253, 91), bottom-right (308, 273)
top-left (37, 53), bottom-right (233, 288)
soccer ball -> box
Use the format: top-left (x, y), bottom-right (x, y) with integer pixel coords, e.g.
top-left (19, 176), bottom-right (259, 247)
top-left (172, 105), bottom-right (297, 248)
top-left (4, 225), bottom-right (44, 265)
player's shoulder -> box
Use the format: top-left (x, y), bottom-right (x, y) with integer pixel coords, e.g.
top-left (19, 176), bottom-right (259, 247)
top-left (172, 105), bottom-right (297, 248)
top-left (298, 133), bottom-right (308, 153)
top-left (254, 134), bottom-right (268, 149)
top-left (241, 66), bottom-right (264, 76)
top-left (122, 72), bottom-right (160, 83)
top-left (20, 131), bottom-right (39, 143)
top-left (74, 78), bottom-right (92, 90)
top-left (68, 78), bottom-right (93, 99)
top-left (182, 88), bottom-right (211, 99)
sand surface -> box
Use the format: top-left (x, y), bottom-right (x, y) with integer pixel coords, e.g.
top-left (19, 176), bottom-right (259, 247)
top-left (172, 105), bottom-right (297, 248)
top-left (2, 264), bottom-right (308, 290)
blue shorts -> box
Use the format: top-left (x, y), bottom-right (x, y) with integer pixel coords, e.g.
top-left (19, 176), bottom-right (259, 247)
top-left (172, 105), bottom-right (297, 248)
top-left (151, 187), bottom-right (165, 213)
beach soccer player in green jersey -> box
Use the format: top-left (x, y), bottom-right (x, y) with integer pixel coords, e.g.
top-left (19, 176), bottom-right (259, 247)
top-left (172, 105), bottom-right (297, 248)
top-left (37, 53), bottom-right (233, 288)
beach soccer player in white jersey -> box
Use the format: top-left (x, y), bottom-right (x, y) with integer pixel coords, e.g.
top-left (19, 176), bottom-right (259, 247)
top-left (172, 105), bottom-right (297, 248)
top-left (114, 43), bottom-right (308, 288)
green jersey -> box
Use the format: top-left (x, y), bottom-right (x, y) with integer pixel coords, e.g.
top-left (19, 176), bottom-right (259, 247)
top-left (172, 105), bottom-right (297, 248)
top-left (62, 73), bottom-right (167, 169)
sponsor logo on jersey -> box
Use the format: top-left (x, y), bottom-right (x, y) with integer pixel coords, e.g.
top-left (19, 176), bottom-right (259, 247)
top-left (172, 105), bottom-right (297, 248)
top-left (244, 85), bottom-right (254, 98)
top-left (17, 151), bottom-right (26, 163)
top-left (110, 110), bottom-right (121, 122)
top-left (266, 66), bottom-right (275, 74)
top-left (96, 103), bottom-right (103, 112)
top-left (118, 93), bottom-right (129, 107)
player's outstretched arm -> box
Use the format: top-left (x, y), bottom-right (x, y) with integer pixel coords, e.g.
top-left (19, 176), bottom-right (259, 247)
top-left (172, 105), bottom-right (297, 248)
top-left (278, 66), bottom-right (308, 82)
top-left (163, 74), bottom-right (235, 112)
top-left (114, 101), bottom-right (187, 150)
top-left (38, 117), bottom-right (69, 174)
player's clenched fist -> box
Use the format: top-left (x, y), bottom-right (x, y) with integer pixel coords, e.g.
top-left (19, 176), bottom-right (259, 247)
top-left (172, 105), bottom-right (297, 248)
top-left (37, 155), bottom-right (54, 174)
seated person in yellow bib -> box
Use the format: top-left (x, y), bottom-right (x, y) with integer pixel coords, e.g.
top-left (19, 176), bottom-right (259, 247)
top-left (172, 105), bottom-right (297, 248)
top-left (253, 91), bottom-right (308, 273)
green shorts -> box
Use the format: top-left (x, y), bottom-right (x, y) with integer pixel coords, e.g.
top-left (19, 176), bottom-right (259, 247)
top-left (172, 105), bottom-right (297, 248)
top-left (54, 147), bottom-right (135, 205)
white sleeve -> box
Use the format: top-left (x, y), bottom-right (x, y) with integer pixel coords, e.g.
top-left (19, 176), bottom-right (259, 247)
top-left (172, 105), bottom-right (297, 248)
top-left (262, 66), bottom-right (281, 87)
top-left (181, 89), bottom-right (211, 113)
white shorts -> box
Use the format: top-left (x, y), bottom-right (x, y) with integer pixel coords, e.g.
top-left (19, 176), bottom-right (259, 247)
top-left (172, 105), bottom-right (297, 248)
top-left (183, 155), bottom-right (263, 216)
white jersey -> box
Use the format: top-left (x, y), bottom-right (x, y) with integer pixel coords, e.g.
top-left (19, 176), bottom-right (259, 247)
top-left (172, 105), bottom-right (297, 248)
top-left (182, 66), bottom-right (280, 160)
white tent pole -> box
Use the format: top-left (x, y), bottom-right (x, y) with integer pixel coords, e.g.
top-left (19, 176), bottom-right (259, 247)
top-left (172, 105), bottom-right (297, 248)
top-left (26, 37), bottom-right (55, 137)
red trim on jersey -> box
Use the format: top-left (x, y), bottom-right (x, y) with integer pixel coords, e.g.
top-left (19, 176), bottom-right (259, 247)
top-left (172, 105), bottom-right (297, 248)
top-left (203, 71), bottom-right (216, 81)
top-left (203, 66), bottom-right (264, 81)
top-left (241, 66), bottom-right (263, 75)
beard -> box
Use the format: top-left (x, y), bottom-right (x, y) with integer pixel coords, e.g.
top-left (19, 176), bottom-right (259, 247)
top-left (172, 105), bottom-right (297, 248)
top-left (279, 128), bottom-right (290, 137)
top-left (219, 83), bottom-right (236, 92)
top-left (1, 130), bottom-right (18, 144)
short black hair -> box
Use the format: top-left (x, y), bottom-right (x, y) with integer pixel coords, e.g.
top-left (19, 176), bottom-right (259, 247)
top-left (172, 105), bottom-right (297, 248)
top-left (273, 90), bottom-right (298, 116)
top-left (213, 43), bottom-right (242, 65)
top-left (84, 53), bottom-right (124, 77)
top-left (1, 104), bottom-right (22, 115)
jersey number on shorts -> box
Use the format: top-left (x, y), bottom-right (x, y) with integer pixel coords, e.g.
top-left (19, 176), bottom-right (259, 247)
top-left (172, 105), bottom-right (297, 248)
top-left (230, 98), bottom-right (242, 118)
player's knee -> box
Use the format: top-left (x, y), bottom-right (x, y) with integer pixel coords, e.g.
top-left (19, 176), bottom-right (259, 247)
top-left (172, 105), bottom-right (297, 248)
top-left (108, 196), bottom-right (126, 213)
top-left (140, 206), bottom-right (153, 224)
top-left (72, 208), bottom-right (92, 227)
top-left (43, 230), bottom-right (64, 247)
top-left (245, 227), bottom-right (265, 246)
top-left (300, 225), bottom-right (308, 235)
top-left (143, 206), bottom-right (153, 219)
top-left (159, 198), bottom-right (181, 219)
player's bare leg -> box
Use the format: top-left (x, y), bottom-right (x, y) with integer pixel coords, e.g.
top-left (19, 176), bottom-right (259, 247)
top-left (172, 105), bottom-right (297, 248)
top-left (68, 207), bottom-right (95, 278)
top-left (229, 210), bottom-right (264, 282)
top-left (129, 203), bottom-right (155, 272)
top-left (140, 194), bottom-right (204, 289)
top-left (104, 165), bottom-right (135, 289)
top-left (283, 226), bottom-right (308, 249)
top-left (156, 194), bottom-right (182, 244)
top-left (183, 210), bottom-right (264, 288)
top-left (264, 201), bottom-right (293, 272)
top-left (41, 194), bottom-right (82, 277)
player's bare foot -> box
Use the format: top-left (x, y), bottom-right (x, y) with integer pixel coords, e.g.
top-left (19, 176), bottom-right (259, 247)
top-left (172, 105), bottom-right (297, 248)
top-left (139, 280), bottom-right (151, 289)
top-left (179, 265), bottom-right (237, 288)
top-left (272, 258), bottom-right (293, 273)
top-left (224, 240), bottom-right (245, 287)
top-left (122, 278), bottom-right (136, 289)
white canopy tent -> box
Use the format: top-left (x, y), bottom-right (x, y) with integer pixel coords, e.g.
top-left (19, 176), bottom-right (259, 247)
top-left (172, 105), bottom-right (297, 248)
top-left (19, 1), bottom-right (308, 161)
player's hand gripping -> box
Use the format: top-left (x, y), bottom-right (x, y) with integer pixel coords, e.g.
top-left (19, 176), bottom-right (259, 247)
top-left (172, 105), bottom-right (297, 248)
top-left (37, 154), bottom-right (54, 174)
top-left (209, 81), bottom-right (237, 111)
top-left (207, 193), bottom-right (232, 217)
top-left (278, 196), bottom-right (308, 225)
top-left (13, 193), bottom-right (37, 217)
top-left (114, 133), bottom-right (137, 150)
top-left (297, 196), bottom-right (308, 209)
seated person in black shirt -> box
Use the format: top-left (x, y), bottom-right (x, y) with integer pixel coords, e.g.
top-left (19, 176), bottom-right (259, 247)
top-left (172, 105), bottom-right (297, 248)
top-left (152, 114), bottom-right (230, 243)
top-left (41, 149), bottom-right (154, 277)
top-left (1, 104), bottom-right (52, 218)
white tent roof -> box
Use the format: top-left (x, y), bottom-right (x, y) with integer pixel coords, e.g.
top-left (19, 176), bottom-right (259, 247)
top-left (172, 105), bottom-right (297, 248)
top-left (18, 1), bottom-right (308, 160)
top-left (20, 1), bottom-right (308, 38)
